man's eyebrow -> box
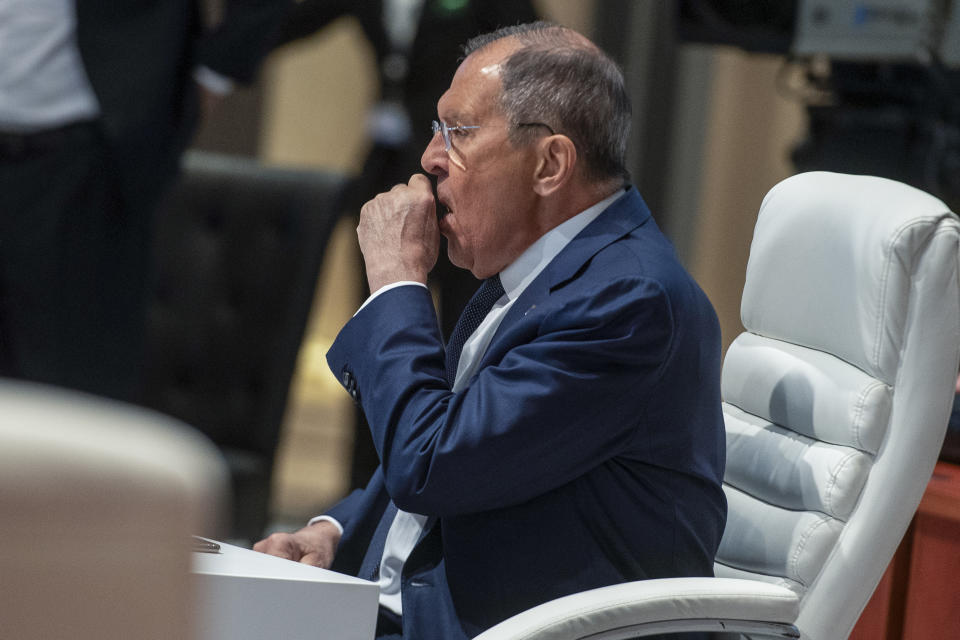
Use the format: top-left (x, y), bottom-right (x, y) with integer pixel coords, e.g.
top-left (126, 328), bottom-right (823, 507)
top-left (439, 111), bottom-right (471, 124)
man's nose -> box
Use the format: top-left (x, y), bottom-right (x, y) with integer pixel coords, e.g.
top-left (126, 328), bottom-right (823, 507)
top-left (421, 131), bottom-right (447, 176)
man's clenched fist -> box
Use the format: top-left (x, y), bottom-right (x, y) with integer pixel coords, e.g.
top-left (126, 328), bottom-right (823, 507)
top-left (358, 174), bottom-right (441, 293)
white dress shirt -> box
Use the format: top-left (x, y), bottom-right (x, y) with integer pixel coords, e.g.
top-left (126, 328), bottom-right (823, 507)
top-left (313, 190), bottom-right (623, 615)
top-left (0, 0), bottom-right (233, 133)
top-left (0, 0), bottom-right (99, 132)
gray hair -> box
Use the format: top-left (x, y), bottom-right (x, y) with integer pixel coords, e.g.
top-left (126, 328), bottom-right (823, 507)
top-left (463, 22), bottom-right (631, 184)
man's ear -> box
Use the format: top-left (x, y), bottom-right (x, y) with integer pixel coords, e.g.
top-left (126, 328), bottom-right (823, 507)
top-left (532, 135), bottom-right (577, 197)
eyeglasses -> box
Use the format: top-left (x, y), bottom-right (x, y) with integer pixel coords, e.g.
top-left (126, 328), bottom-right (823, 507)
top-left (431, 120), bottom-right (481, 152)
top-left (430, 119), bottom-right (556, 153)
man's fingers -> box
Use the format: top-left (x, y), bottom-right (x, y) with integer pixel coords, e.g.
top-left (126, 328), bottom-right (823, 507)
top-left (299, 550), bottom-right (330, 569)
top-left (407, 174), bottom-right (438, 216)
top-left (371, 176), bottom-right (433, 210)
top-left (355, 174), bottom-right (441, 291)
top-left (253, 532), bottom-right (298, 561)
top-left (408, 173), bottom-right (433, 193)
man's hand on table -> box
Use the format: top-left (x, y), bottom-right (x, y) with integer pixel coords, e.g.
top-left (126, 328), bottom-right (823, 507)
top-left (253, 520), bottom-right (341, 569)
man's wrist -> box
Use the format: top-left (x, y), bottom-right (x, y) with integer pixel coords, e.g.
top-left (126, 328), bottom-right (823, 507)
top-left (356, 281), bottom-right (428, 315)
top-left (366, 269), bottom-right (429, 296)
top-left (307, 514), bottom-right (344, 536)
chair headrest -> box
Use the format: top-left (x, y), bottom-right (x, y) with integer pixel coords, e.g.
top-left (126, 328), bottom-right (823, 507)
top-left (741, 171), bottom-right (957, 383)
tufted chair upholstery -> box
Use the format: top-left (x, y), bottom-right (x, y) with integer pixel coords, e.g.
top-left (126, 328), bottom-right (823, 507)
top-left (474, 172), bottom-right (960, 640)
top-left (715, 171), bottom-right (960, 637)
top-left (144, 151), bottom-right (351, 542)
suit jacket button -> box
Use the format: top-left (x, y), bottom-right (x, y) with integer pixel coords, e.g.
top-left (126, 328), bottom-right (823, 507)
top-left (342, 371), bottom-right (354, 387)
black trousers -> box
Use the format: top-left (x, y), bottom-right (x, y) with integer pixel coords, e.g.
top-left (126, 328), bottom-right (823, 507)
top-left (0, 122), bottom-right (151, 402)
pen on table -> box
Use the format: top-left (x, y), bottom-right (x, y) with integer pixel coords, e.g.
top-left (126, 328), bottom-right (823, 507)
top-left (192, 536), bottom-right (221, 553)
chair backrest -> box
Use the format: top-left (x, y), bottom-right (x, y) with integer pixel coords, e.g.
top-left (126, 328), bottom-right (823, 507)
top-left (715, 172), bottom-right (960, 638)
top-left (144, 151), bottom-right (351, 540)
top-left (0, 380), bottom-right (228, 639)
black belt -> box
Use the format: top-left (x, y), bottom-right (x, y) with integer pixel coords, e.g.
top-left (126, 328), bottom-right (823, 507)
top-left (0, 121), bottom-right (99, 159)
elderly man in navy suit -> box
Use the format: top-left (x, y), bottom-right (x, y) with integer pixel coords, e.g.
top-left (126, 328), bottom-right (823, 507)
top-left (256, 21), bottom-right (727, 640)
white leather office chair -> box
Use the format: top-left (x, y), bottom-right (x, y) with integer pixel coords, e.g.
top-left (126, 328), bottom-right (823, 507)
top-left (475, 172), bottom-right (960, 640)
top-left (0, 381), bottom-right (229, 640)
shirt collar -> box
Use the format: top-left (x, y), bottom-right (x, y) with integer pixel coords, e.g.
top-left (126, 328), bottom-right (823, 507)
top-left (499, 190), bottom-right (623, 300)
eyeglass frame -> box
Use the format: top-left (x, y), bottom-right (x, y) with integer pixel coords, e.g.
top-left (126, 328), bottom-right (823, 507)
top-left (430, 119), bottom-right (556, 153)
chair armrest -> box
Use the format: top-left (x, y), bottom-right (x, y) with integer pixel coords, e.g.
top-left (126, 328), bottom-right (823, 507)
top-left (473, 577), bottom-right (801, 640)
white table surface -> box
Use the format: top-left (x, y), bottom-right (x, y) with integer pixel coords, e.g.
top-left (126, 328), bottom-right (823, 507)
top-left (192, 539), bottom-right (379, 640)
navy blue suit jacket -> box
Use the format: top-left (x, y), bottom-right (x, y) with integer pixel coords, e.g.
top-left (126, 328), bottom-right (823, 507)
top-left (325, 187), bottom-right (727, 639)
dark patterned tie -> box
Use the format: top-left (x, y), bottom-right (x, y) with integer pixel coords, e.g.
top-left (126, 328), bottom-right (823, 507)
top-left (358, 499), bottom-right (398, 581)
top-left (445, 275), bottom-right (505, 386)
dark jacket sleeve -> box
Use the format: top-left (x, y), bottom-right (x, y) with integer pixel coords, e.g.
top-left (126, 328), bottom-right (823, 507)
top-left (326, 277), bottom-right (680, 517)
top-left (196, 0), bottom-right (296, 82)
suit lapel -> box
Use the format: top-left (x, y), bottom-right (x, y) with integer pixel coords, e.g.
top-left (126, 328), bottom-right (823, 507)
top-left (494, 186), bottom-right (652, 336)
